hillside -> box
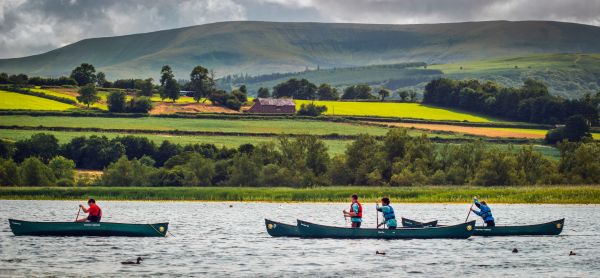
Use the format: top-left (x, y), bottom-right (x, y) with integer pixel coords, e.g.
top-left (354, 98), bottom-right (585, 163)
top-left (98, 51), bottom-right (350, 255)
top-left (2, 21), bottom-right (600, 79)
top-left (230, 54), bottom-right (600, 98)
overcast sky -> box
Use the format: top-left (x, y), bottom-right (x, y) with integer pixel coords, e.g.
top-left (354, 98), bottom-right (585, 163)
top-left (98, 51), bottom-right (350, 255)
top-left (1, 0), bottom-right (600, 58)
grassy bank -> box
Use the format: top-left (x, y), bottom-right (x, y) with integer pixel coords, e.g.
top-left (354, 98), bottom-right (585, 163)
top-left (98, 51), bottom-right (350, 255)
top-left (1, 186), bottom-right (598, 204)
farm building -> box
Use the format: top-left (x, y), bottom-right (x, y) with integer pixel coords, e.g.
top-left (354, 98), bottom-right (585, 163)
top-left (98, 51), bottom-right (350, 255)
top-left (247, 98), bottom-right (296, 114)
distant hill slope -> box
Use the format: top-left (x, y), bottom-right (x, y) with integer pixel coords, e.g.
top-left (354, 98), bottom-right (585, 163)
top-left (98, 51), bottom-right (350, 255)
top-left (2, 21), bottom-right (600, 79)
top-left (227, 54), bottom-right (600, 98)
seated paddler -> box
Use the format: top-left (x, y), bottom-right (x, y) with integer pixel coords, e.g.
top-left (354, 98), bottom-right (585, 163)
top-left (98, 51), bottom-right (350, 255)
top-left (76, 198), bottom-right (102, 222)
top-left (376, 197), bottom-right (397, 229)
top-left (471, 196), bottom-right (494, 227)
top-left (343, 194), bottom-right (363, 228)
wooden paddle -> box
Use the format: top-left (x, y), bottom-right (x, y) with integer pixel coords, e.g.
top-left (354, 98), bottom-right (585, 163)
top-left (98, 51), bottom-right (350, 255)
top-left (376, 204), bottom-right (380, 229)
top-left (465, 203), bottom-right (474, 222)
top-left (75, 206), bottom-right (81, 222)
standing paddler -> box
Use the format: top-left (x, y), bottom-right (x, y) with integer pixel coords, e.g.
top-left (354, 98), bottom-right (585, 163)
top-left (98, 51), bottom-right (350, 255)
top-left (471, 196), bottom-right (495, 227)
top-left (343, 194), bottom-right (363, 228)
top-left (376, 197), bottom-right (397, 229)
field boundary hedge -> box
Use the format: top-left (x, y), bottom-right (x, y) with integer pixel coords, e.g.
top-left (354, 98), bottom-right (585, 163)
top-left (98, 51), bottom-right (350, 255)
top-left (0, 125), bottom-right (540, 144)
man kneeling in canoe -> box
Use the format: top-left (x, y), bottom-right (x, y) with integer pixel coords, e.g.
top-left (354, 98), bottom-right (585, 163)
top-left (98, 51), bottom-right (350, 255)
top-left (343, 194), bottom-right (363, 228)
top-left (471, 196), bottom-right (495, 227)
top-left (376, 197), bottom-right (397, 229)
top-left (76, 198), bottom-right (102, 222)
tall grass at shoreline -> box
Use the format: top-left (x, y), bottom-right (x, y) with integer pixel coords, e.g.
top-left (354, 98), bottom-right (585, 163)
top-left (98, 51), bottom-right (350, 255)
top-left (1, 186), bottom-right (598, 204)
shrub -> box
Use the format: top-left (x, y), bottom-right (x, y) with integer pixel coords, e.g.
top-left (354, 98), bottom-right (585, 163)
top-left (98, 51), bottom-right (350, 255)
top-left (297, 103), bottom-right (327, 116)
top-left (107, 91), bottom-right (127, 112)
top-left (127, 97), bottom-right (153, 113)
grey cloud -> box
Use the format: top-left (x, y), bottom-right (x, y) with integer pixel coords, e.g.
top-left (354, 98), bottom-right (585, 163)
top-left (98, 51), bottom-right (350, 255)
top-left (1, 0), bottom-right (599, 58)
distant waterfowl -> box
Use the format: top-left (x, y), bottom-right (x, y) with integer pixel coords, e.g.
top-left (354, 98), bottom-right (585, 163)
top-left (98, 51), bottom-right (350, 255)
top-left (376, 251), bottom-right (386, 255)
top-left (512, 248), bottom-right (518, 253)
top-left (569, 251), bottom-right (576, 256)
top-left (121, 257), bottom-right (142, 265)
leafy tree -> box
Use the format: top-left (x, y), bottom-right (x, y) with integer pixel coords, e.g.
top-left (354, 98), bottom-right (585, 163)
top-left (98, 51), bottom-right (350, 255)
top-left (257, 87), bottom-right (270, 98)
top-left (76, 83), bottom-right (100, 108)
top-left (409, 91), bottom-right (418, 102)
top-left (70, 63), bottom-right (97, 86)
top-left (272, 78), bottom-right (317, 99)
top-left (153, 140), bottom-right (182, 167)
top-left (14, 133), bottom-right (59, 163)
top-left (19, 157), bottom-right (55, 186)
top-left (182, 153), bottom-right (216, 186)
top-left (0, 140), bottom-right (14, 159)
top-left (0, 72), bottom-right (9, 84)
top-left (398, 90), bottom-right (409, 101)
top-left (378, 88), bottom-right (391, 101)
top-left (107, 91), bottom-right (127, 112)
top-left (127, 97), bottom-right (153, 113)
top-left (297, 103), bottom-right (327, 116)
top-left (342, 84), bottom-right (374, 100)
top-left (160, 78), bottom-right (180, 102)
top-left (112, 136), bottom-right (157, 160)
top-left (227, 154), bottom-right (260, 186)
top-left (0, 159), bottom-right (20, 186)
top-left (563, 114), bottom-right (591, 142)
top-left (139, 78), bottom-right (154, 97)
top-left (96, 72), bottom-right (107, 87)
top-left (159, 65), bottom-right (174, 87)
top-left (101, 156), bottom-right (157, 186)
top-left (48, 156), bottom-right (75, 181)
top-left (317, 83), bottom-right (339, 100)
top-left (232, 89), bottom-right (248, 103)
top-left (62, 135), bottom-right (125, 169)
top-left (190, 65), bottom-right (211, 102)
top-left (9, 74), bottom-right (28, 87)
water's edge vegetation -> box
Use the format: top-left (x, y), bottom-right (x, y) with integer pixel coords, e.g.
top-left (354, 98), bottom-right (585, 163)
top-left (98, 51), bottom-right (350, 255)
top-left (1, 186), bottom-right (598, 204)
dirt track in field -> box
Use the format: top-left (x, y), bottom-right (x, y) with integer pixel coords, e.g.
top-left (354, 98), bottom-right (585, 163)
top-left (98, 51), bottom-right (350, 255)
top-left (366, 122), bottom-right (545, 139)
top-left (150, 102), bottom-right (244, 114)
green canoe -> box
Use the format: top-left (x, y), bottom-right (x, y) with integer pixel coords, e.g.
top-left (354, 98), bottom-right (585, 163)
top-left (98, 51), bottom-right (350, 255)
top-left (265, 219), bottom-right (300, 237)
top-left (9, 219), bottom-right (169, 237)
top-left (297, 219), bottom-right (476, 239)
top-left (401, 218), bottom-right (565, 236)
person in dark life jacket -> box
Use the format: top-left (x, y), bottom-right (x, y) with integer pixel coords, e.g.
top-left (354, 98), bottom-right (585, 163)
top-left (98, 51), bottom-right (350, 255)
top-left (376, 197), bottom-right (397, 229)
top-left (76, 198), bottom-right (102, 222)
top-left (471, 196), bottom-right (495, 227)
top-left (343, 194), bottom-right (363, 228)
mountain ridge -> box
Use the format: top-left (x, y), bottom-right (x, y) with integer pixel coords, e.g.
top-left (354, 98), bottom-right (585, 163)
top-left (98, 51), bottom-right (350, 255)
top-left (2, 20), bottom-right (600, 79)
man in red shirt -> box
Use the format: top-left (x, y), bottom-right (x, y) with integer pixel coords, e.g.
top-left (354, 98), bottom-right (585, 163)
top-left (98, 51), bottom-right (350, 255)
top-left (76, 198), bottom-right (102, 222)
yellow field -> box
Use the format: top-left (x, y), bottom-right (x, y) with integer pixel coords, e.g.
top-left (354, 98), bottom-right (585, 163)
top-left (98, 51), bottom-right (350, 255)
top-left (0, 91), bottom-right (76, 110)
top-left (31, 88), bottom-right (108, 110)
top-left (295, 100), bottom-right (494, 122)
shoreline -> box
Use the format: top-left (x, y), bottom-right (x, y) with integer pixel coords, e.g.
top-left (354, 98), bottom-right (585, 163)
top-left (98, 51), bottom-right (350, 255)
top-left (1, 186), bottom-right (599, 204)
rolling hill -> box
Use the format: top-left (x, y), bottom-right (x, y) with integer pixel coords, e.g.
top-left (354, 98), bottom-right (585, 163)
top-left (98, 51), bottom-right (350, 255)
top-left (1, 21), bottom-right (600, 79)
top-left (229, 53), bottom-right (600, 98)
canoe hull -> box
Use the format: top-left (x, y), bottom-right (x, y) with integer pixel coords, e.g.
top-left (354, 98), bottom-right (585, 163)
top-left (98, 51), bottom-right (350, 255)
top-left (401, 217), bottom-right (438, 228)
top-left (401, 218), bottom-right (565, 236)
top-left (265, 219), bottom-right (300, 237)
top-left (297, 220), bottom-right (475, 239)
top-left (9, 219), bottom-right (168, 237)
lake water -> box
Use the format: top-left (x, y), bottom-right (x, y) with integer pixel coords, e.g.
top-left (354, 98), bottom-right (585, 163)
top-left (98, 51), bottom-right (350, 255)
top-left (1, 200), bottom-right (599, 277)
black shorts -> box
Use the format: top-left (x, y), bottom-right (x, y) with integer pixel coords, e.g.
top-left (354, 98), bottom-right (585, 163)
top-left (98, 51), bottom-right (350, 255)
top-left (388, 226), bottom-right (397, 230)
top-left (87, 215), bottom-right (101, 222)
top-left (485, 220), bottom-right (495, 227)
top-left (351, 222), bottom-right (361, 228)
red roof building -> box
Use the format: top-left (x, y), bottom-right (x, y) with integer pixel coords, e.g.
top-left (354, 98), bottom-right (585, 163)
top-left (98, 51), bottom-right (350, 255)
top-left (247, 98), bottom-right (296, 114)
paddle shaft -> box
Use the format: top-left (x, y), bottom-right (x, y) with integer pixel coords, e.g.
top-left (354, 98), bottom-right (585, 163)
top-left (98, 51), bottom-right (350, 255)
top-left (376, 205), bottom-right (379, 229)
top-left (465, 203), bottom-right (474, 222)
top-left (75, 207), bottom-right (81, 222)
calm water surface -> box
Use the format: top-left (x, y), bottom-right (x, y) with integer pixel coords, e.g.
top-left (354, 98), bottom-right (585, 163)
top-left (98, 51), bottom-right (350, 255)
top-left (1, 201), bottom-right (599, 277)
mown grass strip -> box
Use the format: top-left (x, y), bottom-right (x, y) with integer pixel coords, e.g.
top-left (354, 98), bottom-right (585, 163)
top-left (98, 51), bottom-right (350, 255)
top-left (1, 186), bottom-right (598, 204)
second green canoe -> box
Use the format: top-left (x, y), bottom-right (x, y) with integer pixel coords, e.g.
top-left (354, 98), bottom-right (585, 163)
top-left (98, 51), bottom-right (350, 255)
top-left (401, 217), bottom-right (565, 236)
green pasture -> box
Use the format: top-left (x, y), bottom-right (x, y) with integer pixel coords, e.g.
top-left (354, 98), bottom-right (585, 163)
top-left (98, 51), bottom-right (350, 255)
top-left (295, 100), bottom-right (495, 122)
top-left (0, 115), bottom-right (393, 136)
top-left (0, 91), bottom-right (76, 111)
top-left (1, 186), bottom-right (598, 204)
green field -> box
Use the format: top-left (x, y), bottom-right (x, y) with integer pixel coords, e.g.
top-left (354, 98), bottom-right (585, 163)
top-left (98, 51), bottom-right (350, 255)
top-left (0, 91), bottom-right (76, 110)
top-left (0, 115), bottom-right (393, 136)
top-left (0, 129), bottom-right (352, 154)
top-left (295, 100), bottom-right (495, 122)
top-left (1, 186), bottom-right (598, 203)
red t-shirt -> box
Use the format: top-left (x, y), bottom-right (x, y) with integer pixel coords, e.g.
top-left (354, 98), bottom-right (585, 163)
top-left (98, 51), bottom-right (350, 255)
top-left (88, 204), bottom-right (102, 217)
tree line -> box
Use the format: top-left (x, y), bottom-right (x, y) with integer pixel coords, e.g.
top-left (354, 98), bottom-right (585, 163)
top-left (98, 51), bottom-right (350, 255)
top-left (1, 131), bottom-right (599, 187)
top-left (423, 78), bottom-right (600, 126)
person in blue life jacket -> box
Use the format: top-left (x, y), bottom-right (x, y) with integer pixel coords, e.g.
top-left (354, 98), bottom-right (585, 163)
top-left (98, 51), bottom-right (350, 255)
top-left (376, 197), bottom-right (397, 229)
top-left (343, 194), bottom-right (363, 228)
top-left (471, 196), bottom-right (495, 227)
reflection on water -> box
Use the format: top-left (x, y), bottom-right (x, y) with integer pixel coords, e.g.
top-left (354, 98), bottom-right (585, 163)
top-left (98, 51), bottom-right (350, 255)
top-left (1, 200), bottom-right (599, 277)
